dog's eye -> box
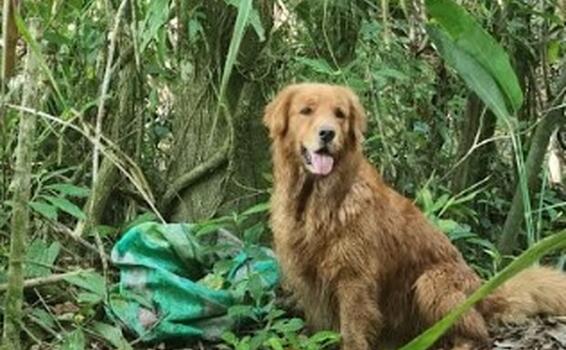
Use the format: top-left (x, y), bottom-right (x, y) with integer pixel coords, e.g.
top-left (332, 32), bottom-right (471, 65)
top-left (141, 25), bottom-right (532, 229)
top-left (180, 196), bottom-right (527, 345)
top-left (300, 106), bottom-right (313, 116)
top-left (335, 109), bottom-right (346, 119)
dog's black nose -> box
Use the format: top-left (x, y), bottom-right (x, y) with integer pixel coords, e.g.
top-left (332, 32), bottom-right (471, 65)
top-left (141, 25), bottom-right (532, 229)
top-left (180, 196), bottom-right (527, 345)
top-left (319, 128), bottom-right (336, 143)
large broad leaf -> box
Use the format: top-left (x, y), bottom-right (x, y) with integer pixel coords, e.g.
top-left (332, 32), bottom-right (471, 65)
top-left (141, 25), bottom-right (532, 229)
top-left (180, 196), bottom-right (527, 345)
top-left (427, 25), bottom-right (512, 121)
top-left (400, 229), bottom-right (566, 350)
top-left (426, 0), bottom-right (523, 116)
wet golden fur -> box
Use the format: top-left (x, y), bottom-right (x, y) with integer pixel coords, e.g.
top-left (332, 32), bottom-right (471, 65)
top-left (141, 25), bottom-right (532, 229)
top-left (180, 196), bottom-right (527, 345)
top-left (263, 83), bottom-right (566, 350)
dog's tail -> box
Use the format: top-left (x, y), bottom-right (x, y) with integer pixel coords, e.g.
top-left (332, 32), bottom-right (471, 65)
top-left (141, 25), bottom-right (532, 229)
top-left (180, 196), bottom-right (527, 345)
top-left (490, 266), bottom-right (566, 324)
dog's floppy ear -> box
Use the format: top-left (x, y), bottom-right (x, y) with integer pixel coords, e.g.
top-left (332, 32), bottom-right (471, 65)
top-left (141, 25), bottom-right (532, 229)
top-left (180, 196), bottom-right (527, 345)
top-left (263, 85), bottom-right (297, 139)
top-left (344, 87), bottom-right (367, 144)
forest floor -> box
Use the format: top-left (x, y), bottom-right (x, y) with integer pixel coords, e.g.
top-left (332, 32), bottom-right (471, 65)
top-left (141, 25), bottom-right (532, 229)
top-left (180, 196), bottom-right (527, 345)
top-left (491, 317), bottom-right (566, 350)
top-left (133, 317), bottom-right (566, 350)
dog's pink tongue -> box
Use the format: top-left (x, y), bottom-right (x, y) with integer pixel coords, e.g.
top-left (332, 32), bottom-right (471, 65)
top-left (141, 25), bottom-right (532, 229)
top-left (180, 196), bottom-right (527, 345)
top-left (311, 152), bottom-right (334, 175)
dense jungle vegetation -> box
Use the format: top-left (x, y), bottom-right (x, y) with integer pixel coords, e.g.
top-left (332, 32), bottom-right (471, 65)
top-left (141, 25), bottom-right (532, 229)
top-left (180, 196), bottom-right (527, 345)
top-left (0, 0), bottom-right (565, 349)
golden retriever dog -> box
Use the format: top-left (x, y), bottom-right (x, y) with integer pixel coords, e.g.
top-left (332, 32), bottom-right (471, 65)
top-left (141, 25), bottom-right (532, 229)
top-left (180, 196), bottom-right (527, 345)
top-left (263, 82), bottom-right (566, 350)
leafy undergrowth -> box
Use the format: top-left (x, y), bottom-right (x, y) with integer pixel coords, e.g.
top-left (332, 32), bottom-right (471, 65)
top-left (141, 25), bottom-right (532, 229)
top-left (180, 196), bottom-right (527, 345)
top-left (1, 196), bottom-right (340, 350)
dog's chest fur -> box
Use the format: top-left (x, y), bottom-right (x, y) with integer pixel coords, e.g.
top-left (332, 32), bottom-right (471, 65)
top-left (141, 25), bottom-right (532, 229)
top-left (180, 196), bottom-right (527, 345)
top-left (270, 173), bottom-right (379, 329)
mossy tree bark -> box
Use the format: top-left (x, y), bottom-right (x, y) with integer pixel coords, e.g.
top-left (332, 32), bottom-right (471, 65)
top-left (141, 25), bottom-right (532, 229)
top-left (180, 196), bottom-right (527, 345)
top-left (164, 0), bottom-right (275, 221)
top-left (164, 1), bottom-right (369, 221)
top-left (2, 20), bottom-right (42, 350)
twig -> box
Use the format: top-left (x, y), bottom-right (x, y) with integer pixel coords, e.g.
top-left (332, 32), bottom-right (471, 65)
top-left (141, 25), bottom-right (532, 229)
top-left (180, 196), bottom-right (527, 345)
top-left (438, 115), bottom-right (548, 184)
top-left (51, 222), bottom-right (110, 261)
top-left (160, 141), bottom-right (230, 212)
top-left (0, 270), bottom-right (91, 292)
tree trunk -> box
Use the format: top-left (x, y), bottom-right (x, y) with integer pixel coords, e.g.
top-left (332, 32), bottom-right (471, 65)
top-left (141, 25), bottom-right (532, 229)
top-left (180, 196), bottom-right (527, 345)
top-left (498, 70), bottom-right (566, 254)
top-left (2, 20), bottom-right (42, 350)
top-left (164, 0), bottom-right (274, 221)
top-left (451, 93), bottom-right (497, 193)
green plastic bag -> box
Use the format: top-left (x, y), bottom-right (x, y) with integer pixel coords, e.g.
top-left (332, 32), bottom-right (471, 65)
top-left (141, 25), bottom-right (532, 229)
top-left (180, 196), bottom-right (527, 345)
top-left (108, 222), bottom-right (279, 342)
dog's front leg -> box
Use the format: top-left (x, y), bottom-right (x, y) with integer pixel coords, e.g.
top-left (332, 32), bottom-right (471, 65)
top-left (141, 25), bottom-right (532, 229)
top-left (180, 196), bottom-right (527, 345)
top-left (337, 280), bottom-right (382, 350)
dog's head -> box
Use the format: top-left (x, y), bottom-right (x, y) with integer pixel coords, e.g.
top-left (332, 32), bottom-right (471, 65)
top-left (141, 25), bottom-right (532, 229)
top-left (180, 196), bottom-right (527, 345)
top-left (263, 83), bottom-right (366, 176)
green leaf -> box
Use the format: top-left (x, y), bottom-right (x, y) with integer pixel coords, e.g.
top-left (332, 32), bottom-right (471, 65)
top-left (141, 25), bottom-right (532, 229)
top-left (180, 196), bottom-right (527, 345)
top-left (295, 57), bottom-right (339, 76)
top-left (400, 229), bottom-right (566, 350)
top-left (273, 318), bottom-right (304, 334)
top-left (77, 292), bottom-right (103, 305)
top-left (64, 271), bottom-right (106, 299)
top-left (42, 195), bottom-right (86, 220)
top-left (247, 273), bottom-right (264, 302)
top-left (140, 0), bottom-right (170, 52)
top-left (29, 201), bottom-right (58, 220)
top-left (217, 0), bottom-right (253, 107)
top-left (224, 0), bottom-right (265, 41)
top-left (427, 25), bottom-right (512, 121)
top-left (244, 222), bottom-right (265, 243)
top-left (61, 328), bottom-right (86, 350)
top-left (249, 8), bottom-right (266, 41)
top-left (267, 336), bottom-right (284, 350)
top-left (30, 308), bottom-right (57, 331)
top-left (426, 0), bottom-right (523, 113)
top-left (307, 330), bottom-right (341, 348)
top-left (45, 183), bottom-right (90, 197)
top-left (547, 40), bottom-right (560, 64)
top-left (91, 322), bottom-right (132, 350)
top-left (25, 240), bottom-right (61, 278)
top-left (222, 331), bottom-right (240, 347)
top-left (228, 305), bottom-right (255, 320)
top-left (242, 202), bottom-right (270, 216)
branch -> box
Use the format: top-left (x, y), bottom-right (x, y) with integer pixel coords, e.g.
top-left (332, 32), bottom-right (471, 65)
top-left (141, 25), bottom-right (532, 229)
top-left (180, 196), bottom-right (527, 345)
top-left (0, 270), bottom-right (91, 292)
top-left (52, 222), bottom-right (110, 261)
top-left (160, 142), bottom-right (230, 212)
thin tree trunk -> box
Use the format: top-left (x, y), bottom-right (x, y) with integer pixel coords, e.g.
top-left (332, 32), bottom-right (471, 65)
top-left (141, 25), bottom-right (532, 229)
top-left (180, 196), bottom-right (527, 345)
top-left (1, 0), bottom-right (20, 203)
top-left (451, 94), bottom-right (497, 193)
top-left (2, 20), bottom-right (42, 350)
top-left (498, 70), bottom-right (566, 254)
top-left (74, 61), bottom-right (138, 236)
